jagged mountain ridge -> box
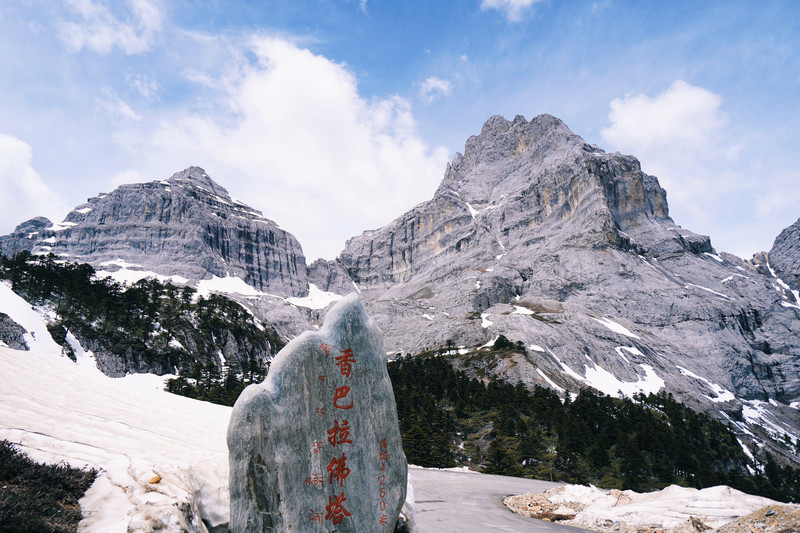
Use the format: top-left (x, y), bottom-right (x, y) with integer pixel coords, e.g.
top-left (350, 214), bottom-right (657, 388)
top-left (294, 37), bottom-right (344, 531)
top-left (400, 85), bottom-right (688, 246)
top-left (2, 114), bottom-right (799, 465)
top-left (0, 167), bottom-right (308, 297)
top-left (324, 114), bottom-right (797, 401)
top-left (318, 114), bottom-right (800, 464)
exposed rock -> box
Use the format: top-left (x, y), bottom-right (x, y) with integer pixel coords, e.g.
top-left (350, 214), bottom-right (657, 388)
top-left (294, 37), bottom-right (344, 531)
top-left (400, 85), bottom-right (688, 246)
top-left (0, 217), bottom-right (52, 257)
top-left (768, 217), bottom-right (800, 292)
top-left (1, 167), bottom-right (308, 297)
top-left (0, 312), bottom-right (28, 350)
top-left (308, 258), bottom-right (358, 295)
top-left (228, 294), bottom-right (407, 532)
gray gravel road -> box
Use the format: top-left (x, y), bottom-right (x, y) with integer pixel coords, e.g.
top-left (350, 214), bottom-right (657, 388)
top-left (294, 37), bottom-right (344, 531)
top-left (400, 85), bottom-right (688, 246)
top-left (408, 468), bottom-right (591, 533)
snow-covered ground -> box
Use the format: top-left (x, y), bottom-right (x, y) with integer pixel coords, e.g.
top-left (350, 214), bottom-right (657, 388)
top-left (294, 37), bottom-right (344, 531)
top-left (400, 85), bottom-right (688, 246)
top-left (0, 281), bottom-right (231, 532)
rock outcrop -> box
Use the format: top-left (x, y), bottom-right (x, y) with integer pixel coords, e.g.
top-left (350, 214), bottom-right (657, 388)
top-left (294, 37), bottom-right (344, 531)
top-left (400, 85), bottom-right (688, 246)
top-left (0, 217), bottom-right (53, 258)
top-left (768, 217), bottom-right (800, 292)
top-left (0, 312), bottom-right (28, 350)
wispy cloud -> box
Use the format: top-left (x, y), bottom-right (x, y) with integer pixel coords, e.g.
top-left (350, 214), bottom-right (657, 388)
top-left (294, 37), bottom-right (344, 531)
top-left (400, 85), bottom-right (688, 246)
top-left (480, 0), bottom-right (543, 22)
top-left (58, 0), bottom-right (164, 55)
top-left (128, 74), bottom-right (159, 100)
top-left (419, 77), bottom-right (452, 103)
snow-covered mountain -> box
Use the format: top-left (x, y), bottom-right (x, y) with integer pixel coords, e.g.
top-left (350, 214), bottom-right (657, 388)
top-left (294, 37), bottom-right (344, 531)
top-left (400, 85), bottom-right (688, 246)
top-left (1, 114), bottom-right (799, 467)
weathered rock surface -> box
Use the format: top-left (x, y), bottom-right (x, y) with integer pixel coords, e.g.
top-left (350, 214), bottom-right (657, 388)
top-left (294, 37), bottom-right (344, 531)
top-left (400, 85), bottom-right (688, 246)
top-left (323, 114), bottom-right (800, 462)
top-left (1, 167), bottom-right (308, 297)
top-left (768, 217), bottom-right (800, 292)
top-left (228, 294), bottom-right (407, 532)
top-left (0, 312), bottom-right (28, 350)
top-left (0, 216), bottom-right (53, 257)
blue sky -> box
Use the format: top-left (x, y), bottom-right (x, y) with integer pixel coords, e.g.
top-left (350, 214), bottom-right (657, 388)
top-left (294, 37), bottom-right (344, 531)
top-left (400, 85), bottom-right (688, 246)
top-left (1, 0), bottom-right (798, 261)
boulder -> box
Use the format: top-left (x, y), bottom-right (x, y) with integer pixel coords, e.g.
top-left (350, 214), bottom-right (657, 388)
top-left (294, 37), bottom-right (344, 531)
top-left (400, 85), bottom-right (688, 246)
top-left (228, 294), bottom-right (407, 532)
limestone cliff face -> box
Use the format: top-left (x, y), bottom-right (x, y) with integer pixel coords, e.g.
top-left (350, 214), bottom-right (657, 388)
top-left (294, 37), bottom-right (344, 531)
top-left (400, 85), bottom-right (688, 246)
top-left (4, 167), bottom-right (308, 297)
top-left (329, 115), bottom-right (799, 462)
top-left (339, 115), bottom-right (709, 288)
top-left (769, 217), bottom-right (800, 292)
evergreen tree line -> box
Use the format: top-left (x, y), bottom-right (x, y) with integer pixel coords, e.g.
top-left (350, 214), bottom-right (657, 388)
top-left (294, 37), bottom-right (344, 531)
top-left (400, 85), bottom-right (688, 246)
top-left (165, 357), bottom-right (269, 406)
top-left (0, 251), bottom-right (283, 381)
top-left (387, 354), bottom-right (800, 503)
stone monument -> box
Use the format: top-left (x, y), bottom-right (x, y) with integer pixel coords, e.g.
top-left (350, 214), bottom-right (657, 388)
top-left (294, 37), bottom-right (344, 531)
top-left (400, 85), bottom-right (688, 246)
top-left (228, 294), bottom-right (408, 532)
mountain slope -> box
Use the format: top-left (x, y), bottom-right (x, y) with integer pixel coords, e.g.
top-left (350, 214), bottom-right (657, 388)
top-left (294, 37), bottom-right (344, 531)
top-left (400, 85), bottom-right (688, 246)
top-left (319, 114), bottom-right (800, 463)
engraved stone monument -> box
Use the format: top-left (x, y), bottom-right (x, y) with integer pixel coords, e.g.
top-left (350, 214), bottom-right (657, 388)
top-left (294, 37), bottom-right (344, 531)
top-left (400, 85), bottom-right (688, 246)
top-left (228, 294), bottom-right (408, 532)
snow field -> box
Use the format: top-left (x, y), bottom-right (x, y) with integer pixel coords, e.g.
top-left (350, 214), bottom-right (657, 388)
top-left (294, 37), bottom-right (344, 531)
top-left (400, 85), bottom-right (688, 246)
top-left (0, 281), bottom-right (232, 531)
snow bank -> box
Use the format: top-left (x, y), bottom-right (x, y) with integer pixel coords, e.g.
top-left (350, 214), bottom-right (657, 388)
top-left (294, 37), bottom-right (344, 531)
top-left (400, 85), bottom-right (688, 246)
top-left (0, 282), bottom-right (232, 532)
top-left (506, 484), bottom-right (793, 532)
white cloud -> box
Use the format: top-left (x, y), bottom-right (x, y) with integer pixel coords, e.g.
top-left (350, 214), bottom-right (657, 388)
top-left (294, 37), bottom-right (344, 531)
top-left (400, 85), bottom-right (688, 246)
top-left (599, 80), bottom-right (797, 258)
top-left (419, 77), bottom-right (453, 103)
top-left (59, 0), bottom-right (163, 55)
top-left (480, 0), bottom-right (543, 22)
top-left (130, 37), bottom-right (449, 260)
top-left (602, 80), bottom-right (727, 151)
top-left (0, 134), bottom-right (69, 233)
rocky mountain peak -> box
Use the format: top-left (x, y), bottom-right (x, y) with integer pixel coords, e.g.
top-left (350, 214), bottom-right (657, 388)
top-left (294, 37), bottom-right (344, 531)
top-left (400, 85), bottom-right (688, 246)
top-left (166, 166), bottom-right (230, 198)
top-left (454, 114), bottom-right (598, 171)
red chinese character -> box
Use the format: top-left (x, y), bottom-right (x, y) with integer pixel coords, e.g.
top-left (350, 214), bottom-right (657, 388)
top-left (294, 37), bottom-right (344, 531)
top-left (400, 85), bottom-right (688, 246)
top-left (303, 474), bottom-right (324, 487)
top-left (379, 451), bottom-right (388, 461)
top-left (327, 452), bottom-right (351, 487)
top-left (335, 348), bottom-right (356, 377)
top-left (380, 437), bottom-right (388, 449)
top-left (325, 492), bottom-right (351, 525)
top-left (319, 375), bottom-right (326, 383)
top-left (309, 509), bottom-right (323, 524)
top-left (327, 419), bottom-right (353, 448)
top-left (379, 514), bottom-right (388, 525)
top-left (333, 385), bottom-right (353, 410)
top-left (319, 343), bottom-right (331, 357)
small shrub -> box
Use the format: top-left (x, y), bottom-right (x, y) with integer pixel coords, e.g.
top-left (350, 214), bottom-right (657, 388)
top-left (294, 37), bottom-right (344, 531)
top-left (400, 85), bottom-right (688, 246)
top-left (0, 440), bottom-right (97, 533)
